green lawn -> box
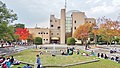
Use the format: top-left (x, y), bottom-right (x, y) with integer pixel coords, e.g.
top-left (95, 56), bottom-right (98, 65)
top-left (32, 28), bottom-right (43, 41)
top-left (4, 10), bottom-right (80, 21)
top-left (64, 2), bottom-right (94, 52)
top-left (66, 59), bottom-right (120, 68)
top-left (11, 49), bottom-right (120, 68)
top-left (12, 49), bottom-right (94, 65)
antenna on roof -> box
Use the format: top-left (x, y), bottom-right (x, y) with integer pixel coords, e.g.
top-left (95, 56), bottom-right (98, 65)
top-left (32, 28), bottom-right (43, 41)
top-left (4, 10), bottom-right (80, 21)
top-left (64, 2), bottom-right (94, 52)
top-left (65, 0), bottom-right (67, 10)
top-left (35, 24), bottom-right (37, 28)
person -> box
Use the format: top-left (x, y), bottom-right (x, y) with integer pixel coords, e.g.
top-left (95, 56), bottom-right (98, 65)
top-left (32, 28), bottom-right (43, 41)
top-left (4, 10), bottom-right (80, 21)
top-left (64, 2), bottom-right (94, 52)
top-left (6, 59), bottom-right (11, 68)
top-left (1, 58), bottom-right (7, 68)
top-left (40, 51), bottom-right (43, 55)
top-left (82, 52), bottom-right (86, 56)
top-left (101, 53), bottom-right (104, 58)
top-left (111, 57), bottom-right (114, 60)
top-left (0, 65), bottom-right (1, 68)
top-left (36, 55), bottom-right (41, 68)
top-left (10, 56), bottom-right (14, 65)
top-left (60, 50), bottom-right (64, 55)
top-left (67, 47), bottom-right (69, 55)
top-left (76, 49), bottom-right (79, 55)
top-left (91, 50), bottom-right (95, 56)
top-left (69, 48), bottom-right (73, 55)
top-left (104, 54), bottom-right (108, 59)
top-left (97, 53), bottom-right (100, 57)
top-left (115, 57), bottom-right (119, 61)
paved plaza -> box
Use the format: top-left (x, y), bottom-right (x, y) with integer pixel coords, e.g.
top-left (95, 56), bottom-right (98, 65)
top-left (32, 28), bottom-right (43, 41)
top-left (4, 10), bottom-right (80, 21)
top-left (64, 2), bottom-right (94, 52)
top-left (0, 44), bottom-right (120, 58)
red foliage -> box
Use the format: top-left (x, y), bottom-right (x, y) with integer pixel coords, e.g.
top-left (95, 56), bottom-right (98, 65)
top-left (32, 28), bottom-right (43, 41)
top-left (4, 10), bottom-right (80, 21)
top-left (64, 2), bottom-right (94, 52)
top-left (15, 28), bottom-right (30, 40)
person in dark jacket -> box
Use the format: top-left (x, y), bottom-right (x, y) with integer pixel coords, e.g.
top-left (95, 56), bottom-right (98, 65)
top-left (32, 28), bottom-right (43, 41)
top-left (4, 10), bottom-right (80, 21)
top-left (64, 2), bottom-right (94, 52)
top-left (10, 56), bottom-right (14, 65)
top-left (36, 55), bottom-right (41, 68)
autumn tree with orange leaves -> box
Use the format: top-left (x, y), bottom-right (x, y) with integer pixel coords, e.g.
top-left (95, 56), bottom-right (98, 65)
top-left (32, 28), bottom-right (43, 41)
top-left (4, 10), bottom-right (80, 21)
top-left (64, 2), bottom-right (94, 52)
top-left (97, 20), bottom-right (120, 45)
top-left (15, 28), bottom-right (30, 40)
top-left (74, 23), bottom-right (93, 49)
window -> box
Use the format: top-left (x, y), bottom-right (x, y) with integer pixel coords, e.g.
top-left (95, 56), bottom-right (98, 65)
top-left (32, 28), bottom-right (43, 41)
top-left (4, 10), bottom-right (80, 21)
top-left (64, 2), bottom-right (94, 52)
top-left (74, 27), bottom-right (76, 30)
top-left (51, 25), bottom-right (53, 27)
top-left (38, 32), bottom-right (40, 34)
top-left (46, 32), bottom-right (48, 34)
top-left (57, 33), bottom-right (59, 35)
top-left (44, 32), bottom-right (45, 34)
top-left (74, 20), bottom-right (76, 23)
top-left (50, 20), bottom-right (52, 22)
top-left (46, 39), bottom-right (48, 41)
top-left (58, 26), bottom-right (60, 29)
top-left (51, 33), bottom-right (53, 35)
top-left (44, 39), bottom-right (45, 41)
top-left (41, 32), bottom-right (43, 34)
top-left (89, 21), bottom-right (91, 23)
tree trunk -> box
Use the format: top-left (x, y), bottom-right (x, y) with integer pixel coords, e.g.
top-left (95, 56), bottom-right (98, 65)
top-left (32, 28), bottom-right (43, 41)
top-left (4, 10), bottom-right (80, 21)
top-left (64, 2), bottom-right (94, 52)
top-left (85, 40), bottom-right (87, 50)
top-left (107, 42), bottom-right (109, 46)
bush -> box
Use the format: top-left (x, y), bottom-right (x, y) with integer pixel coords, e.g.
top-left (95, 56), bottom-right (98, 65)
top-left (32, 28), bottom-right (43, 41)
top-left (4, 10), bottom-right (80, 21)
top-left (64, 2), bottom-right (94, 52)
top-left (34, 37), bottom-right (42, 45)
top-left (67, 37), bottom-right (76, 45)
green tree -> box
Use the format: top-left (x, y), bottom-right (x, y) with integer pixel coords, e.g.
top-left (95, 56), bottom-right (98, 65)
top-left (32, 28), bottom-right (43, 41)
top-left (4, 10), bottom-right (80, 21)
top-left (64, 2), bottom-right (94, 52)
top-left (0, 22), bottom-right (19, 41)
top-left (114, 36), bottom-right (120, 44)
top-left (67, 37), bottom-right (76, 45)
top-left (14, 23), bottom-right (25, 28)
top-left (0, 1), bottom-right (17, 23)
top-left (34, 37), bottom-right (42, 45)
top-left (0, 1), bottom-right (18, 41)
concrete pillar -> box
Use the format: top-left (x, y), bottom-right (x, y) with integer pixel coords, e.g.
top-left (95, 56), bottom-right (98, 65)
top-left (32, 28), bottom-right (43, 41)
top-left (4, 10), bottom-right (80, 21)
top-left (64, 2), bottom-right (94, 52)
top-left (60, 9), bottom-right (66, 44)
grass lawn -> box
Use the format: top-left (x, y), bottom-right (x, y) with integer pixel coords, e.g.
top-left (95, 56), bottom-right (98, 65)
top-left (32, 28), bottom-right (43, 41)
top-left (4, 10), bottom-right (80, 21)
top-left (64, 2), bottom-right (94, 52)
top-left (66, 59), bottom-right (120, 68)
top-left (11, 49), bottom-right (120, 68)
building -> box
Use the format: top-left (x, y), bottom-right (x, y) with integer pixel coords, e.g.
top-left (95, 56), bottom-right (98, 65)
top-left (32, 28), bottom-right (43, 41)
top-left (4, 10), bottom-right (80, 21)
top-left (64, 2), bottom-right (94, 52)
top-left (28, 9), bottom-right (96, 44)
top-left (28, 28), bottom-right (50, 44)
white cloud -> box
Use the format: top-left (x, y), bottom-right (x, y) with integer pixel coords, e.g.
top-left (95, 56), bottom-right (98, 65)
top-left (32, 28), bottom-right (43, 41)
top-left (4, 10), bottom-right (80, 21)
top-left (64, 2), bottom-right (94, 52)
top-left (86, 0), bottom-right (120, 19)
top-left (1, 0), bottom-right (120, 28)
top-left (86, 0), bottom-right (101, 4)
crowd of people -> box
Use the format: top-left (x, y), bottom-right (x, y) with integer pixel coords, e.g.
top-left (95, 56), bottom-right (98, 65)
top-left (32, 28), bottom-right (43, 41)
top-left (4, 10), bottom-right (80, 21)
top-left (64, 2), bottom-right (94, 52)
top-left (97, 53), bottom-right (120, 63)
top-left (110, 48), bottom-right (118, 53)
top-left (0, 56), bottom-right (20, 68)
top-left (0, 41), bottom-right (14, 48)
top-left (60, 47), bottom-right (96, 57)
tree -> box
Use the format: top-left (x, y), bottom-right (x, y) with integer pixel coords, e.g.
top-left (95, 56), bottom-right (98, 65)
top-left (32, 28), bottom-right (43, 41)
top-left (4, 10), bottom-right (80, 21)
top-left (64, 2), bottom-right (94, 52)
top-left (0, 22), bottom-right (19, 41)
top-left (67, 37), bottom-right (76, 45)
top-left (98, 20), bottom-right (120, 45)
top-left (114, 36), bottom-right (120, 44)
top-left (74, 23), bottom-right (93, 49)
top-left (14, 23), bottom-right (25, 28)
top-left (34, 37), bottom-right (42, 45)
top-left (0, 1), bottom-right (18, 42)
top-left (0, 1), bottom-right (17, 23)
top-left (15, 28), bottom-right (30, 40)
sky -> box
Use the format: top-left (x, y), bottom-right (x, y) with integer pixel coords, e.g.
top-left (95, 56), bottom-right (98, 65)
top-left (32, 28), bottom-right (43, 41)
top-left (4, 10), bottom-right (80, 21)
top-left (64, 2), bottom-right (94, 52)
top-left (1, 0), bottom-right (120, 28)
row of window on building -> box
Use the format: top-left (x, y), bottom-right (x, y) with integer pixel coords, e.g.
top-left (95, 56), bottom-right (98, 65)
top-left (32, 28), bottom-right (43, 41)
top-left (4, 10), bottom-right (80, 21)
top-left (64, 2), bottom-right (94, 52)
top-left (51, 33), bottom-right (59, 35)
top-left (50, 20), bottom-right (57, 22)
top-left (38, 32), bottom-right (59, 35)
top-left (43, 39), bottom-right (48, 41)
top-left (51, 25), bottom-right (60, 29)
top-left (74, 20), bottom-right (92, 23)
top-left (38, 32), bottom-right (48, 34)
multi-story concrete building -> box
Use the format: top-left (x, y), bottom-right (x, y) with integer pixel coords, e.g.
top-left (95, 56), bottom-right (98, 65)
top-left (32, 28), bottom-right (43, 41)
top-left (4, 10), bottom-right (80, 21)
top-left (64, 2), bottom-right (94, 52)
top-left (28, 28), bottom-right (50, 44)
top-left (28, 9), bottom-right (96, 44)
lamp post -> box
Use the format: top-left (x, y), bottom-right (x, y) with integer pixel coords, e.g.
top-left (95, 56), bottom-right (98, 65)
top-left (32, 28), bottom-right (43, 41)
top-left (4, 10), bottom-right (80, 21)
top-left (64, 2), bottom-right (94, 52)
top-left (93, 26), bottom-right (98, 46)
